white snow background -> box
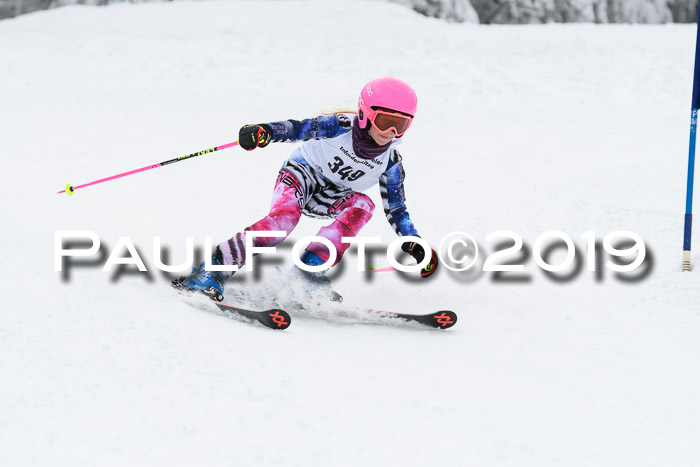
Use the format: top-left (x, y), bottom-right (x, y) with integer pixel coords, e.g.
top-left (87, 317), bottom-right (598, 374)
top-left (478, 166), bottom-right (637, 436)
top-left (1, 1), bottom-right (700, 465)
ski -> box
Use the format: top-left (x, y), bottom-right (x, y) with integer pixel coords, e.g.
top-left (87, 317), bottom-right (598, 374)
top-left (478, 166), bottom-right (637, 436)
top-left (210, 299), bottom-right (291, 330)
top-left (174, 289), bottom-right (291, 330)
top-left (369, 309), bottom-right (457, 329)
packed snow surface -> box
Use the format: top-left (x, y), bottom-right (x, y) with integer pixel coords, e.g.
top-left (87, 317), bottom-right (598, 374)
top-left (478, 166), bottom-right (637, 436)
top-left (1, 1), bottom-right (699, 466)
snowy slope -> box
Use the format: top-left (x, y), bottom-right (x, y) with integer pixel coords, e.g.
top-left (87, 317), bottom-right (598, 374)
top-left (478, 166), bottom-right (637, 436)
top-left (1, 1), bottom-right (700, 466)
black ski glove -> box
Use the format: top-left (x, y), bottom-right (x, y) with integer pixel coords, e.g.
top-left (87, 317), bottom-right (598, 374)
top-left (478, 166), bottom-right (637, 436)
top-left (239, 124), bottom-right (273, 151)
top-left (402, 240), bottom-right (438, 279)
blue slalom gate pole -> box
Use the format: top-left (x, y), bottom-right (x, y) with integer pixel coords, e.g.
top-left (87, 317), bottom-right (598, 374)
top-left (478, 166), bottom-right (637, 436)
top-left (683, 7), bottom-right (700, 271)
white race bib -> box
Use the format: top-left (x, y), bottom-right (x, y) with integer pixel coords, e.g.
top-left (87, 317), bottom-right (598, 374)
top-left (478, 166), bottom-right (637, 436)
top-left (299, 130), bottom-right (399, 191)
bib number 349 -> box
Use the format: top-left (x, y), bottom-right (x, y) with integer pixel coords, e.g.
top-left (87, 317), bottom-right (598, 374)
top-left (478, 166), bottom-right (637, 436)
top-left (328, 156), bottom-right (365, 181)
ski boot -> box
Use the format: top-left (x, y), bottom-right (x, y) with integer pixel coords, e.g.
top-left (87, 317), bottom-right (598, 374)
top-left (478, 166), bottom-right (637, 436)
top-left (172, 254), bottom-right (228, 302)
top-left (287, 251), bottom-right (343, 304)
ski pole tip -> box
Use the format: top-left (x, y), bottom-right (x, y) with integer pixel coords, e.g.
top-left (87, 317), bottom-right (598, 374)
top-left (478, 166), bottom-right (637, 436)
top-left (65, 183), bottom-right (75, 196)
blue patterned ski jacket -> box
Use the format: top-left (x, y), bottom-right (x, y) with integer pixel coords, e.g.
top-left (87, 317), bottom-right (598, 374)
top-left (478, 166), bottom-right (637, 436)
top-left (264, 114), bottom-right (419, 237)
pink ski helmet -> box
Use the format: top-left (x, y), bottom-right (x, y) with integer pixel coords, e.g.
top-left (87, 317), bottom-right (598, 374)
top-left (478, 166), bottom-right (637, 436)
top-left (357, 76), bottom-right (418, 131)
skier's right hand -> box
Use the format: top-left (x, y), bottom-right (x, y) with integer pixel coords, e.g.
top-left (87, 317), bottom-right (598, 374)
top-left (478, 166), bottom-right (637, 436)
top-left (239, 124), bottom-right (273, 151)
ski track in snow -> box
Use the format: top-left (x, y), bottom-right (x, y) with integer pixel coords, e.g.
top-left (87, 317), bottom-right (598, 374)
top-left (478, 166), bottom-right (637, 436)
top-left (1, 1), bottom-right (700, 466)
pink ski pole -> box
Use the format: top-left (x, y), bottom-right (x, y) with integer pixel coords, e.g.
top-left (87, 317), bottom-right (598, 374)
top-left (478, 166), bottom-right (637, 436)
top-left (57, 141), bottom-right (239, 195)
top-left (367, 265), bottom-right (396, 273)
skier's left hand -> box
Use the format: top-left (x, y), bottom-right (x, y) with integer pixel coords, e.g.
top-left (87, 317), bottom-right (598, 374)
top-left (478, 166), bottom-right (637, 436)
top-left (402, 241), bottom-right (438, 279)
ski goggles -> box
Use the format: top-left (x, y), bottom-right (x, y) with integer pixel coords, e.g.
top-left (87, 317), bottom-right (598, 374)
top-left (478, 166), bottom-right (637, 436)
top-left (370, 109), bottom-right (413, 136)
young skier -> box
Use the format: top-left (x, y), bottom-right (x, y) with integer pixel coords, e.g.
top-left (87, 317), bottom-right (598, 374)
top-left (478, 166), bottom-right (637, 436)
top-left (174, 76), bottom-right (439, 302)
